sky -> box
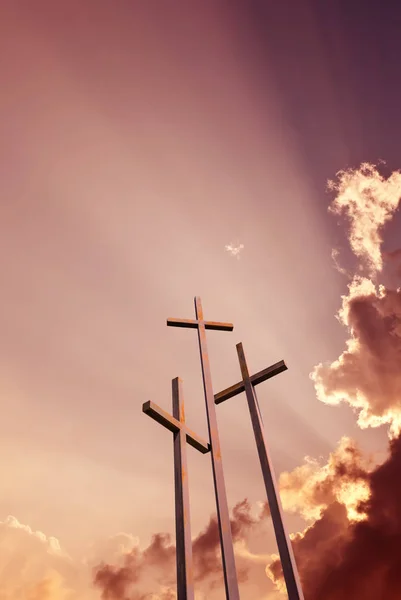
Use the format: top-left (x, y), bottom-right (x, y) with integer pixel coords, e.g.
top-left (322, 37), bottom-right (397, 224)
top-left (0, 1), bottom-right (401, 598)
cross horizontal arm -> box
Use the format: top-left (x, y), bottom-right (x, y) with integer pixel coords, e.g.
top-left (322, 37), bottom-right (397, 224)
top-left (167, 318), bottom-right (233, 331)
top-left (142, 401), bottom-right (210, 454)
top-left (204, 321), bottom-right (233, 331)
top-left (251, 360), bottom-right (287, 386)
top-left (186, 431), bottom-right (210, 454)
top-left (214, 381), bottom-right (245, 404)
top-left (214, 360), bottom-right (288, 405)
top-left (167, 318), bottom-right (199, 329)
top-left (143, 400), bottom-right (179, 433)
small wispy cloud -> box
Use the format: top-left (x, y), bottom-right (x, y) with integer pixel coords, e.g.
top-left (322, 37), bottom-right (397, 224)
top-left (225, 243), bottom-right (244, 259)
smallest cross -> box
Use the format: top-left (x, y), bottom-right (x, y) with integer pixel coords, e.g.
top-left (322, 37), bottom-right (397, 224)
top-left (143, 378), bottom-right (210, 600)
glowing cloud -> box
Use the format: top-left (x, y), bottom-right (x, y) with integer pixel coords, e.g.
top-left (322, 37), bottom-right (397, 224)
top-left (312, 164), bottom-right (401, 436)
top-left (328, 162), bottom-right (401, 275)
top-left (0, 516), bottom-right (83, 600)
top-left (25, 571), bottom-right (71, 600)
top-left (312, 278), bottom-right (401, 436)
top-left (268, 434), bottom-right (401, 600)
top-left (224, 243), bottom-right (244, 259)
top-left (278, 436), bottom-right (371, 524)
top-left (267, 163), bottom-right (401, 598)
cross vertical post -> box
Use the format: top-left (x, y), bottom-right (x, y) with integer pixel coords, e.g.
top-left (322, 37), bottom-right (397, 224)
top-left (167, 297), bottom-right (240, 600)
top-left (143, 378), bottom-right (210, 600)
top-left (173, 378), bottom-right (195, 600)
top-left (215, 343), bottom-right (304, 600)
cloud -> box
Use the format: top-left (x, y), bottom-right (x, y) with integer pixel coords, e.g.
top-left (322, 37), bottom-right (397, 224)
top-left (327, 162), bottom-right (401, 275)
top-left (265, 435), bottom-right (374, 595)
top-left (0, 515), bottom-right (85, 600)
top-left (268, 434), bottom-right (401, 600)
top-left (0, 515), bottom-right (65, 556)
top-left (383, 248), bottom-right (401, 279)
top-left (312, 278), bottom-right (401, 436)
top-left (278, 436), bottom-right (371, 523)
top-left (87, 532), bottom-right (141, 568)
top-left (93, 499), bottom-right (270, 598)
top-left (94, 550), bottom-right (142, 599)
top-left (93, 533), bottom-right (175, 600)
top-left (266, 163), bottom-right (401, 598)
top-left (224, 243), bottom-right (244, 259)
top-left (192, 498), bottom-right (263, 584)
top-left (25, 571), bottom-right (71, 600)
top-left (0, 505), bottom-right (270, 600)
top-left (331, 248), bottom-right (351, 278)
top-left (312, 164), bottom-right (401, 436)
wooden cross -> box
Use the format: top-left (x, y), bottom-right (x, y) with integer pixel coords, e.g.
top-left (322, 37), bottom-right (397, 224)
top-left (215, 343), bottom-right (305, 600)
top-left (167, 297), bottom-right (240, 600)
top-left (143, 377), bottom-right (210, 600)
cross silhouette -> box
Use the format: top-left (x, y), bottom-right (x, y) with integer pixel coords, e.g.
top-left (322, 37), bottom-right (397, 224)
top-left (143, 377), bottom-right (210, 600)
top-left (214, 343), bottom-right (304, 600)
top-left (167, 297), bottom-right (240, 600)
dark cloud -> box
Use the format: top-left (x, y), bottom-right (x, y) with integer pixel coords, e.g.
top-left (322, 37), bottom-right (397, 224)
top-left (312, 279), bottom-right (401, 434)
top-left (313, 164), bottom-right (401, 434)
top-left (269, 434), bottom-right (401, 599)
top-left (271, 164), bottom-right (401, 599)
top-left (93, 499), bottom-right (269, 598)
top-left (383, 248), bottom-right (401, 279)
top-left (94, 548), bottom-right (142, 600)
top-left (192, 498), bottom-right (262, 585)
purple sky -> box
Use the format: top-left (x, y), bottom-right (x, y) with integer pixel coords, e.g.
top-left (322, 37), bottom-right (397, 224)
top-left (0, 1), bottom-right (400, 598)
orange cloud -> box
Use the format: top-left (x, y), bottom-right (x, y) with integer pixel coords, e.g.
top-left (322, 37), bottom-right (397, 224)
top-left (278, 436), bottom-right (371, 523)
top-left (0, 505), bottom-right (269, 599)
top-left (26, 571), bottom-right (71, 600)
top-left (268, 434), bottom-right (401, 600)
top-left (267, 163), bottom-right (401, 598)
top-left (312, 278), bottom-right (401, 435)
top-left (328, 162), bottom-right (401, 275)
top-left (312, 164), bottom-right (401, 436)
top-left (0, 516), bottom-right (84, 599)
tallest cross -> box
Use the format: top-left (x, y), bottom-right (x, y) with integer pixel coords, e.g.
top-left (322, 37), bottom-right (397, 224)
top-left (167, 297), bottom-right (240, 600)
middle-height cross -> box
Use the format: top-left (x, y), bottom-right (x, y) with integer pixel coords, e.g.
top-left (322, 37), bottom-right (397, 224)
top-left (215, 342), bottom-right (305, 600)
top-left (167, 297), bottom-right (240, 600)
top-left (143, 377), bottom-right (210, 600)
